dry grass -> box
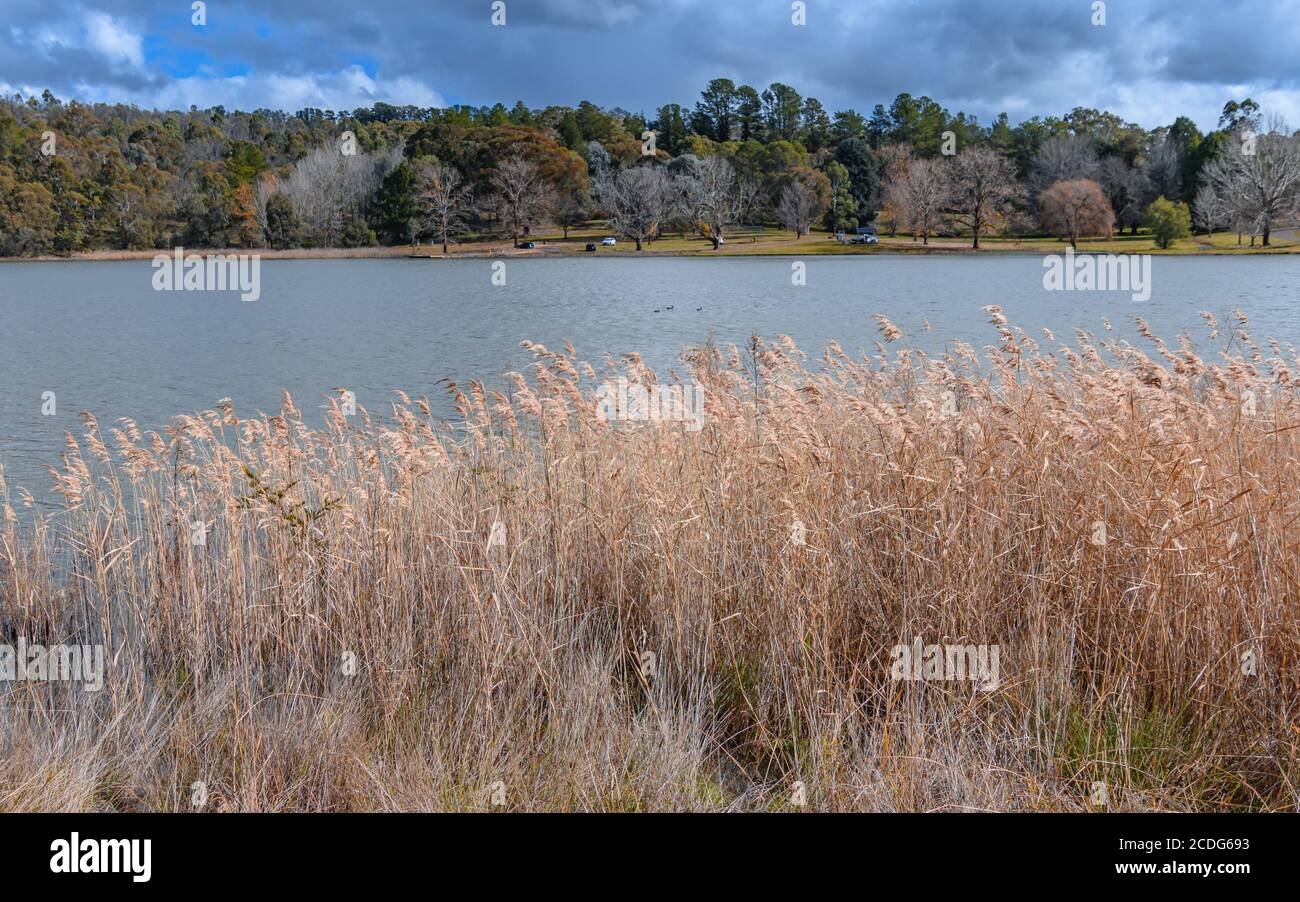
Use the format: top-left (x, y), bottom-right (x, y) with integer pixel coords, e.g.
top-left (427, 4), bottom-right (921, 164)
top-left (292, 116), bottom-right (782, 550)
top-left (1, 310), bottom-right (1298, 812)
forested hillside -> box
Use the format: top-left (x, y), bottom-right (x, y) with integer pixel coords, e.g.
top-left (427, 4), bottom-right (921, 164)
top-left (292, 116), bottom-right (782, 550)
top-left (0, 81), bottom-right (1293, 256)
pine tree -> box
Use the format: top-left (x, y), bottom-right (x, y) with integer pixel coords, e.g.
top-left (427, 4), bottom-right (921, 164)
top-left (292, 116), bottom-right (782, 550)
top-left (264, 192), bottom-right (300, 250)
top-left (375, 161), bottom-right (417, 245)
top-left (834, 138), bottom-right (880, 224)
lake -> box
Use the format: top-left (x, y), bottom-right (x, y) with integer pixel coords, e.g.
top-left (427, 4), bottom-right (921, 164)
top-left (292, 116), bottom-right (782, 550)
top-left (2, 254), bottom-right (1298, 499)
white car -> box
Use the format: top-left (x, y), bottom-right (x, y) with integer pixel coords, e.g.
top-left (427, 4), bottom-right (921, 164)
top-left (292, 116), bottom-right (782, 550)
top-left (601, 237), bottom-right (617, 246)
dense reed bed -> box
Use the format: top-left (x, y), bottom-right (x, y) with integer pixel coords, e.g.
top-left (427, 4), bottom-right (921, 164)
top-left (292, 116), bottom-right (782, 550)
top-left (1, 309), bottom-right (1297, 811)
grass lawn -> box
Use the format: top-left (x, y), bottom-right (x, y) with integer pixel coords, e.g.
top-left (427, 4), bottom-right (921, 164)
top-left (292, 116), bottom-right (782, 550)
top-left (426, 222), bottom-right (1300, 258)
top-left (974, 228), bottom-right (1300, 254)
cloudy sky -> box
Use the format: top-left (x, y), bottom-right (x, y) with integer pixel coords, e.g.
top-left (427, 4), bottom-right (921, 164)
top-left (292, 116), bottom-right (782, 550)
top-left (2, 0), bottom-right (1298, 131)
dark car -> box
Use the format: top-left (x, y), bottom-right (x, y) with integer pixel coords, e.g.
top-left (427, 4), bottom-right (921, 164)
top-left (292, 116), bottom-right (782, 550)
top-left (585, 242), bottom-right (597, 252)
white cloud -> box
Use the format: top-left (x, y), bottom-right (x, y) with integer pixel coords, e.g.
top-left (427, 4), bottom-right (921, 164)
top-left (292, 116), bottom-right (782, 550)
top-left (66, 65), bottom-right (445, 113)
top-left (1254, 90), bottom-right (1300, 131)
top-left (257, 66), bottom-right (444, 110)
top-left (1098, 80), bottom-right (1294, 134)
top-left (0, 81), bottom-right (47, 98)
top-left (84, 11), bottom-right (143, 68)
top-left (10, 21), bottom-right (80, 59)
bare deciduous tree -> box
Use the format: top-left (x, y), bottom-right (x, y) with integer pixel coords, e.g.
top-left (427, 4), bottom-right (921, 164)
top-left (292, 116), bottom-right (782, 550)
top-left (1030, 135), bottom-right (1100, 199)
top-left (492, 156), bottom-right (555, 246)
top-left (1098, 155), bottom-right (1144, 234)
top-left (948, 146), bottom-right (1019, 248)
top-left (898, 157), bottom-right (950, 245)
top-left (1140, 134), bottom-right (1183, 206)
top-left (596, 164), bottom-right (674, 251)
top-left (279, 146), bottom-right (398, 246)
top-left (878, 143), bottom-right (914, 238)
top-left (553, 187), bottom-right (590, 239)
top-left (1203, 153), bottom-right (1266, 245)
top-left (417, 160), bottom-right (472, 255)
top-left (879, 143), bottom-right (914, 182)
top-left (776, 181), bottom-right (818, 237)
top-left (681, 155), bottom-right (751, 248)
top-left (1039, 178), bottom-right (1115, 249)
top-left (1192, 182), bottom-right (1230, 237)
top-left (1201, 127), bottom-right (1300, 246)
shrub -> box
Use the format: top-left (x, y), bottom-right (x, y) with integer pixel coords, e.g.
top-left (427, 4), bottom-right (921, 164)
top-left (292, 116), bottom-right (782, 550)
top-left (1144, 195), bottom-right (1192, 249)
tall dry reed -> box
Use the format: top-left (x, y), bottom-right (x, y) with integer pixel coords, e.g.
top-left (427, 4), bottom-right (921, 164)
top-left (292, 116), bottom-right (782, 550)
top-left (1, 309), bottom-right (1297, 811)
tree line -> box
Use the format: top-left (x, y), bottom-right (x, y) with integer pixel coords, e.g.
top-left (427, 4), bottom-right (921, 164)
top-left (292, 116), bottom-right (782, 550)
top-left (1, 82), bottom-right (1297, 257)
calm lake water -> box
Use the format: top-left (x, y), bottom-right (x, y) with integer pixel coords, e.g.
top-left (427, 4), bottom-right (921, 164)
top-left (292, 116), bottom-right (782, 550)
top-left (2, 254), bottom-right (1299, 498)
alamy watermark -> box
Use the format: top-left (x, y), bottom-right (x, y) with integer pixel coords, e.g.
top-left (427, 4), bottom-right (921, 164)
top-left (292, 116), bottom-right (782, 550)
top-left (152, 248), bottom-right (261, 302)
top-left (889, 638), bottom-right (1000, 690)
top-left (1043, 248), bottom-right (1151, 302)
top-left (50, 833), bottom-right (150, 882)
top-left (596, 378), bottom-right (705, 432)
top-left (1, 637), bottom-right (105, 692)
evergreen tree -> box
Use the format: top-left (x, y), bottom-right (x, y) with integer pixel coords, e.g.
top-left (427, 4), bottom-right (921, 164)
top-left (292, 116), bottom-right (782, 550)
top-left (653, 104), bottom-right (690, 156)
top-left (835, 137), bottom-right (880, 223)
top-left (264, 192), bottom-right (300, 249)
top-left (735, 86), bottom-right (764, 141)
top-left (694, 78), bottom-right (738, 142)
top-left (824, 159), bottom-right (858, 231)
top-left (375, 161), bottom-right (417, 244)
top-left (800, 98), bottom-right (831, 152)
top-left (762, 83), bottom-right (803, 142)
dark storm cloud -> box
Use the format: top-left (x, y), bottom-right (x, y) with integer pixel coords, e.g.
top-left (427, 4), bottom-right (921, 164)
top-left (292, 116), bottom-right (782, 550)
top-left (1, 0), bottom-right (1297, 129)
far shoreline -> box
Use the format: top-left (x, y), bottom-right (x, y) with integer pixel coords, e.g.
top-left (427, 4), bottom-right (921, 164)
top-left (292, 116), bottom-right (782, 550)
top-left (2, 230), bottom-right (1297, 264)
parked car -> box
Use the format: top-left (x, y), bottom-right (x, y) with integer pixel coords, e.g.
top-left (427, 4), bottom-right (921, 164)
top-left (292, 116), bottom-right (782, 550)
top-left (601, 237), bottom-right (617, 246)
top-left (585, 243), bottom-right (597, 252)
top-left (848, 233), bottom-right (879, 245)
top-left (519, 241), bottom-right (536, 249)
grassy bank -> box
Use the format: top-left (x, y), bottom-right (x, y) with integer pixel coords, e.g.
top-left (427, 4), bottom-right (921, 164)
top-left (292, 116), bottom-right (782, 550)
top-left (4, 226), bottom-right (1298, 264)
top-left (2, 312), bottom-right (1298, 811)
